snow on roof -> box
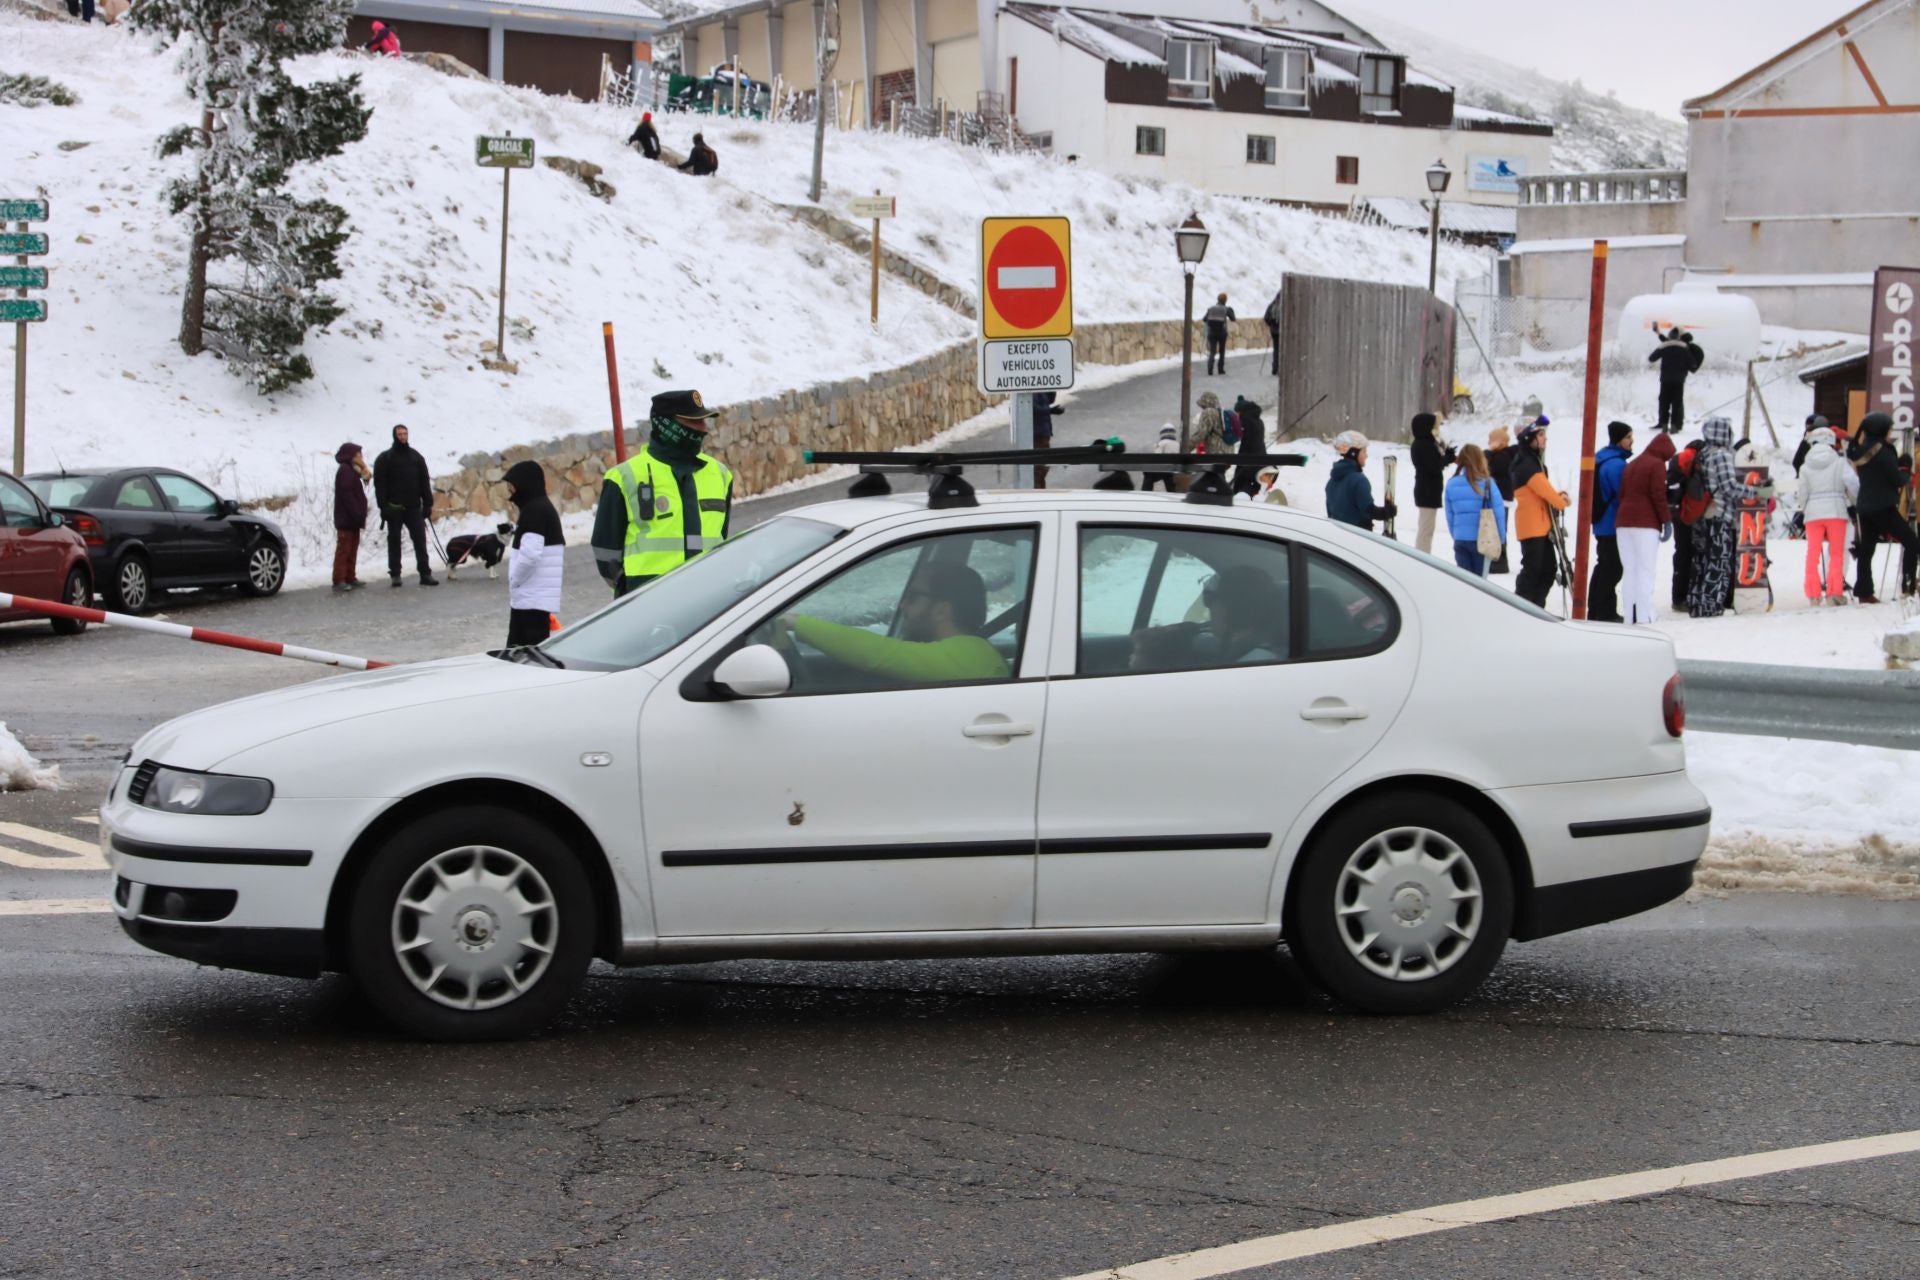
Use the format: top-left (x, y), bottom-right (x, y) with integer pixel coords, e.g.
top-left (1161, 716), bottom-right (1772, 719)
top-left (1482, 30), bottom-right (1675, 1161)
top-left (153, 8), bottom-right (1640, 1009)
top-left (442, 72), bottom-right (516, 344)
top-left (1163, 19), bottom-right (1310, 51)
top-left (1703, 272), bottom-right (1877, 289)
top-left (1310, 63), bottom-right (1357, 84)
top-left (475, 0), bottom-right (661, 21)
top-left (1276, 30), bottom-right (1379, 55)
top-left (1453, 103), bottom-right (1544, 126)
top-left (1798, 344), bottom-right (1869, 383)
top-left (1360, 198), bottom-right (1515, 236)
top-left (1215, 46), bottom-right (1265, 81)
top-left (1043, 8), bottom-right (1166, 66)
top-left (1405, 67), bottom-right (1450, 91)
top-left (1507, 234), bottom-right (1686, 255)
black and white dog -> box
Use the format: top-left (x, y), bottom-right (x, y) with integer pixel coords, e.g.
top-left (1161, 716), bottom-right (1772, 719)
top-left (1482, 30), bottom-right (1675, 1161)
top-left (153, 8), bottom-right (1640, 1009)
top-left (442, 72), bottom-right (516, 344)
top-left (444, 523), bottom-right (512, 579)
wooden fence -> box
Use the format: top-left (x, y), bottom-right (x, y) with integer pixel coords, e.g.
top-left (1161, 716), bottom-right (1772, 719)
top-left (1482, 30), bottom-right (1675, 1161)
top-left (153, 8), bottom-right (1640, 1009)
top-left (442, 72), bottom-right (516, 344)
top-left (1275, 274), bottom-right (1455, 442)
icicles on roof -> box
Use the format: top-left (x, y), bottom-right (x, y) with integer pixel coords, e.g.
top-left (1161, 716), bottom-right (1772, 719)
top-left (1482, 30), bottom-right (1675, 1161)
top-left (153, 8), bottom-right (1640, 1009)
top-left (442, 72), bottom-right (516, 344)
top-left (1040, 8), bottom-right (1166, 67)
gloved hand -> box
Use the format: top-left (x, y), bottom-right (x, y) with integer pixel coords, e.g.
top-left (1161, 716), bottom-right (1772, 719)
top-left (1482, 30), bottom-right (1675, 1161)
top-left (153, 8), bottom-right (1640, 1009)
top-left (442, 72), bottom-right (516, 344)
top-left (1660, 523), bottom-right (1673, 543)
top-left (1756, 482), bottom-right (1777, 500)
top-left (1382, 501), bottom-right (1398, 519)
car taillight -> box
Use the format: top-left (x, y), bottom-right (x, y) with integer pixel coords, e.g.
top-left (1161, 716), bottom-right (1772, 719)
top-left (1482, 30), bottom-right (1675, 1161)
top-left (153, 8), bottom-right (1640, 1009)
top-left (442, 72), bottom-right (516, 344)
top-left (71, 515), bottom-right (105, 547)
top-left (1662, 673), bottom-right (1685, 738)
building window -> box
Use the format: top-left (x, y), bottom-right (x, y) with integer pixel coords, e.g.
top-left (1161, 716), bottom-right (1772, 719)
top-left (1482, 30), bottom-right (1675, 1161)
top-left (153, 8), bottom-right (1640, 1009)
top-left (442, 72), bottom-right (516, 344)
top-left (1264, 49), bottom-right (1309, 110)
top-left (1246, 135), bottom-right (1275, 164)
top-left (1166, 39), bottom-right (1214, 103)
top-left (1359, 55), bottom-right (1399, 114)
top-left (1136, 126), bottom-right (1166, 156)
top-left (1335, 155), bottom-right (1359, 184)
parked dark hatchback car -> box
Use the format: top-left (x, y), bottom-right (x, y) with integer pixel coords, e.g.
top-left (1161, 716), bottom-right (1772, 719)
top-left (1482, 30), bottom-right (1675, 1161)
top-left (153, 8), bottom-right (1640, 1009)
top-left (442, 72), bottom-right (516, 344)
top-left (0, 471), bottom-right (93, 633)
top-left (22, 467), bottom-right (287, 613)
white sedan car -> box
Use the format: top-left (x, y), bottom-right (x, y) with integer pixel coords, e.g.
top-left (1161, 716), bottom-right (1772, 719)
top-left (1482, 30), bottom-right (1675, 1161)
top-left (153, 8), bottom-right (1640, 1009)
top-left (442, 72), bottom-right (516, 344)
top-left (104, 486), bottom-right (1709, 1039)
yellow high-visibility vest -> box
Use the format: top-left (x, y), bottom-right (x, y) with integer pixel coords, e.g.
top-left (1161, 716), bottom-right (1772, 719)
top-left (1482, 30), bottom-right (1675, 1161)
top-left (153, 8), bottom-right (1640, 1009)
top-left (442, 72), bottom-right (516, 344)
top-left (607, 448), bottom-right (733, 581)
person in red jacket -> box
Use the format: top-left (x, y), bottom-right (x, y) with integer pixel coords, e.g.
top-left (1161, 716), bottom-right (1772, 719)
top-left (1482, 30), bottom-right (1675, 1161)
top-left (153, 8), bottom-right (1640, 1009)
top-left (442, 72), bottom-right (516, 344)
top-left (364, 20), bottom-right (401, 56)
top-left (1614, 428), bottom-right (1675, 624)
top-left (332, 442), bottom-right (370, 592)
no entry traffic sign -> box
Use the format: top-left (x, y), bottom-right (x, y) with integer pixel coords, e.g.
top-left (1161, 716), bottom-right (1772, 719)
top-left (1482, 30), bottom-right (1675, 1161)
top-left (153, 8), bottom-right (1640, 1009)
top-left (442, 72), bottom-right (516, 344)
top-left (980, 217), bottom-right (1072, 339)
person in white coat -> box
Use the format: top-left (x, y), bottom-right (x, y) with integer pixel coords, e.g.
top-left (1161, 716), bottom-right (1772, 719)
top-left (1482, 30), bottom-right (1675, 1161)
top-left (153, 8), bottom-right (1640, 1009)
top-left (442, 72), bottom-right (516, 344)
top-left (503, 460), bottom-right (566, 646)
top-left (1796, 427), bottom-right (1858, 605)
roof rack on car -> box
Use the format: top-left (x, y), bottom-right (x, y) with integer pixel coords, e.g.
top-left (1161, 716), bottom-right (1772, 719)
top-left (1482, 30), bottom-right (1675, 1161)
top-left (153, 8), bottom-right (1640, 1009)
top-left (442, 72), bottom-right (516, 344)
top-left (803, 440), bottom-right (1307, 508)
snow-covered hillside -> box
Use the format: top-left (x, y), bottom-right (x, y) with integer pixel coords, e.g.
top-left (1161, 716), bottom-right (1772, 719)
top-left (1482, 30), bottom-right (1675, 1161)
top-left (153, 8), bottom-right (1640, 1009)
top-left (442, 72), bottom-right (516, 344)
top-left (1353, 9), bottom-right (1688, 172)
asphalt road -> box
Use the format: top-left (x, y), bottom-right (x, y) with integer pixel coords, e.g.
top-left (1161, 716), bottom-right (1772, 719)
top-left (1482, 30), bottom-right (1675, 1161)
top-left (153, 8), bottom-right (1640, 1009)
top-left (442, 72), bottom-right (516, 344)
top-left (5, 349), bottom-right (1918, 1275)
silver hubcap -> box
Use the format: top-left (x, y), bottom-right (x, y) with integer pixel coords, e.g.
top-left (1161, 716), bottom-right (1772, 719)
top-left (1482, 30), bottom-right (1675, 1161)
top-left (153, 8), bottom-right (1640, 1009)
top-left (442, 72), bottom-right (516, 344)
top-left (249, 546), bottom-right (283, 592)
top-left (1335, 825), bottom-right (1482, 982)
top-left (390, 846), bottom-right (558, 1011)
top-left (119, 561), bottom-right (147, 610)
top-left (67, 574), bottom-right (87, 606)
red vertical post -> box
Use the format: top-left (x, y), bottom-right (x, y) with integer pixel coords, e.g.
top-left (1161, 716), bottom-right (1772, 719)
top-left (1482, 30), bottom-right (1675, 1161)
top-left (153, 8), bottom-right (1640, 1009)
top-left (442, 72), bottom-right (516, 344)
top-left (602, 321), bottom-right (627, 463)
top-left (1571, 239), bottom-right (1608, 621)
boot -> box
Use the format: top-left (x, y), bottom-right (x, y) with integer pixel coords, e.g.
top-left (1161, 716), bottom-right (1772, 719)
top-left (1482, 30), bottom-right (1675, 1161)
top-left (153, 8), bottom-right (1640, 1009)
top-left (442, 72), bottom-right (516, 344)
top-left (420, 574), bottom-right (440, 586)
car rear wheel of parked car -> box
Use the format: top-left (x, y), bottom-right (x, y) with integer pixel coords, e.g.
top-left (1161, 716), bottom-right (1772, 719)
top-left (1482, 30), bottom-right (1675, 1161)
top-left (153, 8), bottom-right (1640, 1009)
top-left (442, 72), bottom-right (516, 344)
top-left (1287, 791), bottom-right (1513, 1015)
top-left (346, 806), bottom-right (596, 1041)
top-left (241, 543), bottom-right (286, 598)
top-left (49, 568), bottom-right (92, 635)
top-left (109, 552), bottom-right (152, 615)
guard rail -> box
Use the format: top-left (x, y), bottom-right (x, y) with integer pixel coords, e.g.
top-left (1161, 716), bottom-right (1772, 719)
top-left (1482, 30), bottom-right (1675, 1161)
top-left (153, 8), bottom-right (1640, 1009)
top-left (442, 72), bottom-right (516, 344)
top-left (1678, 660), bottom-right (1920, 752)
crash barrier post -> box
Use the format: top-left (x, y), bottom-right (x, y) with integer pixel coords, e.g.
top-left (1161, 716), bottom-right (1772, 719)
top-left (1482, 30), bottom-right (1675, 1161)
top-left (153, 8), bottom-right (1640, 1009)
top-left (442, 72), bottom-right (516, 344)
top-left (0, 592), bottom-right (390, 671)
top-left (1678, 659), bottom-right (1920, 751)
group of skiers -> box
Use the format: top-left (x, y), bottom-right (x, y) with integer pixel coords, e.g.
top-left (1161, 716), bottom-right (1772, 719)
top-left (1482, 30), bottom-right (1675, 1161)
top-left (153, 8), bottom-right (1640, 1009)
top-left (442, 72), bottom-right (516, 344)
top-left (626, 113), bottom-right (719, 175)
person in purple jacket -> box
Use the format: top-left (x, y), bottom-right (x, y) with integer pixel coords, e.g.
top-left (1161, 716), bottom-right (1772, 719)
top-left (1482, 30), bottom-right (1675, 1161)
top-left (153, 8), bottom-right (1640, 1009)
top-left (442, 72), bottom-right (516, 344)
top-left (332, 442), bottom-right (370, 592)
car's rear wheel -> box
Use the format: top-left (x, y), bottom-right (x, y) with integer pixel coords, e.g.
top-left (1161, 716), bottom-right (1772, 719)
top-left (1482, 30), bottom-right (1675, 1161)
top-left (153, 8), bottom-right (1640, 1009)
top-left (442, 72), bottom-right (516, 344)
top-left (108, 553), bottom-right (152, 615)
top-left (347, 806), bottom-right (594, 1040)
top-left (241, 542), bottom-right (285, 597)
top-left (50, 568), bottom-right (91, 635)
top-left (1287, 792), bottom-right (1512, 1014)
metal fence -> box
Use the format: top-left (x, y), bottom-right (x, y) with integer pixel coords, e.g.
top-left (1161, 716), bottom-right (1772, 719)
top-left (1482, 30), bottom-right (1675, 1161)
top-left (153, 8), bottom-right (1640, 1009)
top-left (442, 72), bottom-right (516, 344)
top-left (1277, 274), bottom-right (1454, 441)
top-left (1679, 660), bottom-right (1920, 752)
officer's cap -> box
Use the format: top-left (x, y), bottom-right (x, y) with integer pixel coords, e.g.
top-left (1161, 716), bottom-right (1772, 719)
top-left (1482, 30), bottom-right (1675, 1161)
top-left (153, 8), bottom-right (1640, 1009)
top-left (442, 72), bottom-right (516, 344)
top-left (651, 389), bottom-right (721, 420)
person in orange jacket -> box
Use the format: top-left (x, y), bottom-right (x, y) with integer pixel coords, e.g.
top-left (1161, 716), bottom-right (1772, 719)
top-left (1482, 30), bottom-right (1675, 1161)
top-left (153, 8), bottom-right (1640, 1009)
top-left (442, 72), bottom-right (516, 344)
top-left (1509, 420), bottom-right (1570, 607)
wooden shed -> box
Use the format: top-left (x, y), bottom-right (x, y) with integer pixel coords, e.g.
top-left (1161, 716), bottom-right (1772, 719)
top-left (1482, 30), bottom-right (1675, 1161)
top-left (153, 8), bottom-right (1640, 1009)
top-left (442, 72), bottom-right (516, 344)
top-left (1798, 347), bottom-right (1870, 431)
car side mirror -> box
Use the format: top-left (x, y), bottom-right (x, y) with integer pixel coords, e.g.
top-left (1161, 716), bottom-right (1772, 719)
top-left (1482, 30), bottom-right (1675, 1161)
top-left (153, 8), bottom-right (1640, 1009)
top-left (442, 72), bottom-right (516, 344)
top-left (45, 511), bottom-right (64, 528)
top-left (217, 498), bottom-right (240, 517)
top-left (710, 644), bottom-right (791, 699)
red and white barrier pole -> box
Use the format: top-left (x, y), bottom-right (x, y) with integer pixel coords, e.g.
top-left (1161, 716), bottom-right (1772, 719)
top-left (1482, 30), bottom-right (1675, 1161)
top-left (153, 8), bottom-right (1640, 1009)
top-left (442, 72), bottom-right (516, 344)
top-left (0, 593), bottom-right (391, 670)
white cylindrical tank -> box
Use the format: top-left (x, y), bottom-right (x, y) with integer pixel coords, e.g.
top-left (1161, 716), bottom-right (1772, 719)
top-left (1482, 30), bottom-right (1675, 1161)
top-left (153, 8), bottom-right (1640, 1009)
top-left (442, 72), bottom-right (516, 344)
top-left (1617, 283), bottom-right (1763, 364)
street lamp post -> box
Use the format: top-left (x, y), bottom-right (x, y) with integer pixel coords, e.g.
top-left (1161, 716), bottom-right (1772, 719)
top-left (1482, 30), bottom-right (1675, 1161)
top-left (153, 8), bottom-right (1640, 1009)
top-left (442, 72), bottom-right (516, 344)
top-left (1175, 212), bottom-right (1211, 454)
top-left (1425, 158), bottom-right (1451, 295)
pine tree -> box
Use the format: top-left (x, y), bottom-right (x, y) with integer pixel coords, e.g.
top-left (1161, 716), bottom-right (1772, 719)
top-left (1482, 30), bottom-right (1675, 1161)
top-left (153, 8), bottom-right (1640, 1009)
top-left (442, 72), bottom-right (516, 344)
top-left (132, 0), bottom-right (370, 394)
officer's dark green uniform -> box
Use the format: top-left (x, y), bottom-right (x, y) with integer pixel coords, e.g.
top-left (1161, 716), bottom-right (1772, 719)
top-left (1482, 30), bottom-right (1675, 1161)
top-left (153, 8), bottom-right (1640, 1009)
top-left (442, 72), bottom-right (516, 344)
top-left (591, 389), bottom-right (734, 595)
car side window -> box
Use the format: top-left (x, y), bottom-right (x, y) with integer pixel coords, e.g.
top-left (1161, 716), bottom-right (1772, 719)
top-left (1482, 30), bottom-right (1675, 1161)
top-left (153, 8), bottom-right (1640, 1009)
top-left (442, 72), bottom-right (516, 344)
top-left (155, 473), bottom-right (219, 515)
top-left (762, 527), bottom-right (1038, 696)
top-left (1303, 550), bottom-right (1396, 656)
top-left (1078, 526), bottom-right (1291, 676)
top-left (0, 476), bottom-right (40, 528)
top-left (114, 476), bottom-right (163, 512)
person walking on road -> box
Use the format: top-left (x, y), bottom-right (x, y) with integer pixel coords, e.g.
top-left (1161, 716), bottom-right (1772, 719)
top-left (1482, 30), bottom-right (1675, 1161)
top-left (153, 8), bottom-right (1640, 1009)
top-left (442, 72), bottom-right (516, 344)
top-left (1649, 327), bottom-right (1703, 432)
top-left (627, 111), bottom-right (662, 160)
top-left (504, 460), bottom-right (565, 647)
top-left (332, 442), bottom-right (369, 593)
top-left (1510, 421), bottom-right (1569, 609)
top-left (1797, 426), bottom-right (1857, 606)
top-left (373, 424), bottom-right (438, 587)
top-left (1261, 289), bottom-right (1281, 376)
top-left (1409, 412), bottom-right (1455, 556)
top-left (1202, 293), bottom-right (1235, 376)
top-left (592, 390), bottom-right (735, 596)
top-left (1325, 433), bottom-right (1396, 532)
top-left (1586, 421), bottom-right (1634, 623)
top-left (1443, 444), bottom-right (1504, 576)
top-left (1614, 427), bottom-right (1674, 624)
top-left (678, 132), bottom-right (718, 175)
top-left (1849, 412), bottom-right (1918, 603)
top-left (1686, 416), bottom-right (1765, 618)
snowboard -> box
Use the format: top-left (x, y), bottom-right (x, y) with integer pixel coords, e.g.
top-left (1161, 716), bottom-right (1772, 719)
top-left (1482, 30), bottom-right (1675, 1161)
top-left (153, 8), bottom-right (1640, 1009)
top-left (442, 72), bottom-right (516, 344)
top-left (1733, 446), bottom-right (1774, 614)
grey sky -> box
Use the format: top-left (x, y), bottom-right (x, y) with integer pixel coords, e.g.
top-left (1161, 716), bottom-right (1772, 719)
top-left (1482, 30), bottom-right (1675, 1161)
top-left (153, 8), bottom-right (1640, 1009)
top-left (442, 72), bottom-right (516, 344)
top-left (1345, 0), bottom-right (1843, 118)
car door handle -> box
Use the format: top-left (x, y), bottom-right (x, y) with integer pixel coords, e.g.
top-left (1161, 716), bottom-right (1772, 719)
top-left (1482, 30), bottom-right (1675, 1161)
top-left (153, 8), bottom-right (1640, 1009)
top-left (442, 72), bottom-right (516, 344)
top-left (962, 720), bottom-right (1036, 739)
top-left (1299, 701), bottom-right (1368, 723)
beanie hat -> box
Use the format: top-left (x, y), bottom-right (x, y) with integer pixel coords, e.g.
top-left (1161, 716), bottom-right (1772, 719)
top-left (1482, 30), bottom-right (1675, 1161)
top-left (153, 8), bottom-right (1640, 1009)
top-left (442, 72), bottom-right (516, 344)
top-left (1520, 395), bottom-right (1544, 422)
top-left (1333, 430), bottom-right (1368, 453)
top-left (1517, 421), bottom-right (1545, 447)
top-left (1805, 413), bottom-right (1828, 431)
top-left (1862, 412), bottom-right (1894, 439)
top-left (1607, 421), bottom-right (1633, 445)
top-left (1197, 390), bottom-right (1220, 409)
top-left (1158, 424), bottom-right (1178, 440)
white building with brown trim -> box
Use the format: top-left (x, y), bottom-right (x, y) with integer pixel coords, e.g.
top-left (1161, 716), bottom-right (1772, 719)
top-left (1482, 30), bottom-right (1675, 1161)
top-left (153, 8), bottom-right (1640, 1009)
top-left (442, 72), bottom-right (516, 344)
top-left (349, 0), bottom-right (661, 101)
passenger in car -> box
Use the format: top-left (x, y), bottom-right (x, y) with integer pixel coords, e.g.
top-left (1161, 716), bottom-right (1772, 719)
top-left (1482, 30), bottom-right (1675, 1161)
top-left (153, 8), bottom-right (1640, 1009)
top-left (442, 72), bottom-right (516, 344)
top-left (780, 563), bottom-right (1009, 683)
top-left (1130, 565), bottom-right (1286, 671)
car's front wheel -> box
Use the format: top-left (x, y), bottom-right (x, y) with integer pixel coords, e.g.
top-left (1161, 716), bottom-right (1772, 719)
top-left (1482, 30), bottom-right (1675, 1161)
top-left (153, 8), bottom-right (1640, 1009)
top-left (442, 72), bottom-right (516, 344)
top-left (241, 542), bottom-right (285, 597)
top-left (1287, 792), bottom-right (1513, 1014)
top-left (50, 568), bottom-right (92, 635)
top-left (347, 806), bottom-right (595, 1040)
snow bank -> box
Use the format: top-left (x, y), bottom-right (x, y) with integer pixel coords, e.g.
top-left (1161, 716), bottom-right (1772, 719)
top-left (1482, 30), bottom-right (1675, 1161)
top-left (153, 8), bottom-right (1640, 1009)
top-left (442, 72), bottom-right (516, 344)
top-left (0, 722), bottom-right (60, 792)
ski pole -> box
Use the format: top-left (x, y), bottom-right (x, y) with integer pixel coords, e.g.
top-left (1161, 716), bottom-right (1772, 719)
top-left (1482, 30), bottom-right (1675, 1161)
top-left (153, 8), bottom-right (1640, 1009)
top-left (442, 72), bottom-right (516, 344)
top-left (0, 592), bottom-right (391, 670)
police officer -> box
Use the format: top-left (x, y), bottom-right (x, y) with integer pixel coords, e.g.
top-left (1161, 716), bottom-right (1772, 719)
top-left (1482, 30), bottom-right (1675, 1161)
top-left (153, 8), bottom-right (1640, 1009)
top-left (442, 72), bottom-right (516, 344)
top-left (591, 389), bottom-right (734, 596)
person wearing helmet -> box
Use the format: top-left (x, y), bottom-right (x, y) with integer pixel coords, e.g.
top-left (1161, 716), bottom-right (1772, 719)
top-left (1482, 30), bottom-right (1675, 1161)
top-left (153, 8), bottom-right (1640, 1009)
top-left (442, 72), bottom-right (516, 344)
top-left (1509, 420), bottom-right (1569, 608)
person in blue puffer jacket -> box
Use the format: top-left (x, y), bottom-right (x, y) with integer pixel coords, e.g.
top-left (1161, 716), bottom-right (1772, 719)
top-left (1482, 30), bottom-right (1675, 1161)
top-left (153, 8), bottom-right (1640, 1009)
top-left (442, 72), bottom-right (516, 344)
top-left (1324, 432), bottom-right (1396, 531)
top-left (1586, 422), bottom-right (1634, 622)
top-left (1443, 444), bottom-right (1506, 575)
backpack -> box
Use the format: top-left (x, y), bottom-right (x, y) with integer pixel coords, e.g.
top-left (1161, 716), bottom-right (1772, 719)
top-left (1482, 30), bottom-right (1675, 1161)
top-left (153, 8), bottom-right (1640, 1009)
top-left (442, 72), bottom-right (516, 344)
top-left (1678, 453), bottom-right (1713, 525)
top-left (1221, 410), bottom-right (1242, 447)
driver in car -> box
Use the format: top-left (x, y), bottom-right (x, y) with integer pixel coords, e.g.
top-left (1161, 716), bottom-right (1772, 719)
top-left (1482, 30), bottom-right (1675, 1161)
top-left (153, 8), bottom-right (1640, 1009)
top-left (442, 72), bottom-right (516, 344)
top-left (780, 563), bottom-right (1010, 682)
top-left (1130, 565), bottom-right (1285, 671)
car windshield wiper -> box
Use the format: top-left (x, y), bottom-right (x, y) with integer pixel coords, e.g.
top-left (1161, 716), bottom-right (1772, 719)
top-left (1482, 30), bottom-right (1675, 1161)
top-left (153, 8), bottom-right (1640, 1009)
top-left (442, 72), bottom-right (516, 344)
top-left (507, 645), bottom-right (565, 668)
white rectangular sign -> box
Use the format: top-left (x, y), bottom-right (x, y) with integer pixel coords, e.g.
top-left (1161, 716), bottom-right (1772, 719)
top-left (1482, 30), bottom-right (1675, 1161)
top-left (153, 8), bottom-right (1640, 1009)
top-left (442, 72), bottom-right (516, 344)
top-left (849, 195), bottom-right (897, 219)
top-left (979, 338), bottom-right (1074, 394)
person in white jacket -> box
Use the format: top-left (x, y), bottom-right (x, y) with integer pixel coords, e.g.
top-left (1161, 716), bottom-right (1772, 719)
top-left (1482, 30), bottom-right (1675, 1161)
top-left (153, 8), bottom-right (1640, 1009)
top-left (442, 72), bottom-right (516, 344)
top-left (1796, 426), bottom-right (1858, 605)
top-left (503, 460), bottom-right (566, 646)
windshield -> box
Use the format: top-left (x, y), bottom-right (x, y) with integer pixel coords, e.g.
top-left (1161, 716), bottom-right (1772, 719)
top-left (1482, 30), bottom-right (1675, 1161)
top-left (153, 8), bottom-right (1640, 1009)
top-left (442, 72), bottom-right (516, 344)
top-left (541, 517), bottom-right (843, 670)
top-left (1339, 522), bottom-right (1561, 622)
top-left (24, 476), bottom-right (93, 507)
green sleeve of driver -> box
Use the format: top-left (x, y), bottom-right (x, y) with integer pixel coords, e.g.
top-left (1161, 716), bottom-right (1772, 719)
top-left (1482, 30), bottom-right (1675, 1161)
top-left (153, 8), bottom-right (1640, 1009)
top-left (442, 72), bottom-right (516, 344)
top-left (789, 617), bottom-right (1008, 682)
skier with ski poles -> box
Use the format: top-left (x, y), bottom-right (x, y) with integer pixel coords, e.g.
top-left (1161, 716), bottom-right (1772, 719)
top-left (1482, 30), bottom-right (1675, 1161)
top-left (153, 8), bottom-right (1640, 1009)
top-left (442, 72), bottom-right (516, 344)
top-left (1509, 420), bottom-right (1569, 609)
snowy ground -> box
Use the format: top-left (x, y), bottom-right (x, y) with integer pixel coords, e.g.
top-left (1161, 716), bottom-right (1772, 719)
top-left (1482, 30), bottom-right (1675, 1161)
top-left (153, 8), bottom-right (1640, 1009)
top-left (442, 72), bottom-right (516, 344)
top-left (0, 724), bottom-right (61, 793)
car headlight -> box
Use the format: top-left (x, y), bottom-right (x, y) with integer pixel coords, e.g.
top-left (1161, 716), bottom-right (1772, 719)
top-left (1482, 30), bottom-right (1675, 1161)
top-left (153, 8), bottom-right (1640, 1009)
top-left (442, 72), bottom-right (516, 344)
top-left (141, 766), bottom-right (274, 816)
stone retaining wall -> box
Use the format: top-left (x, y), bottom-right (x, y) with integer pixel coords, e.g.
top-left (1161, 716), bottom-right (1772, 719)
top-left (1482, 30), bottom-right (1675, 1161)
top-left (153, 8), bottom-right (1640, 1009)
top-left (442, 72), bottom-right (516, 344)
top-left (435, 318), bottom-right (1274, 519)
